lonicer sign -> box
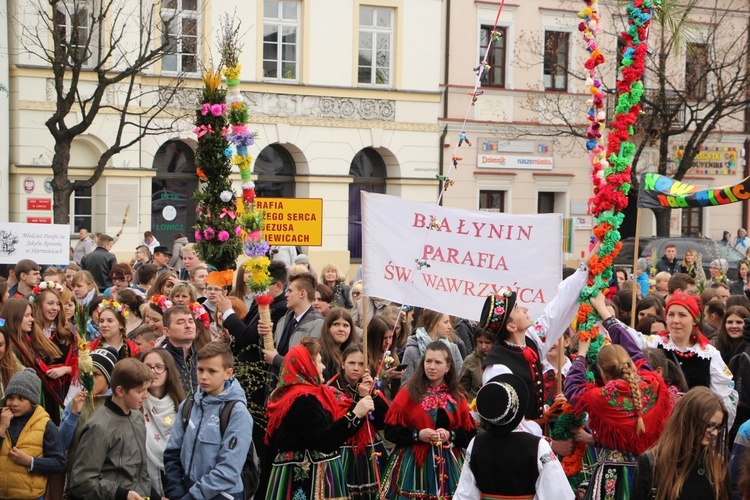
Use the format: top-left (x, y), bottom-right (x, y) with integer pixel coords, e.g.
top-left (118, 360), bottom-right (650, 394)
top-left (255, 198), bottom-right (323, 246)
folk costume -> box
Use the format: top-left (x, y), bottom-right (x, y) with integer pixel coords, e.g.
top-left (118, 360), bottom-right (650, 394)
top-left (480, 265), bottom-right (588, 430)
top-left (382, 382), bottom-right (475, 500)
top-left (328, 372), bottom-right (390, 500)
top-left (265, 344), bottom-right (367, 500)
top-left (454, 373), bottom-right (573, 500)
top-left (627, 292), bottom-right (738, 427)
top-left (564, 318), bottom-right (672, 500)
top-left (541, 356), bottom-right (571, 408)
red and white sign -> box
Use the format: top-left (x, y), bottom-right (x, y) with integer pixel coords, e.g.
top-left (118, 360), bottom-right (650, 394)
top-left (27, 217), bottom-right (52, 224)
top-left (361, 192), bottom-right (562, 320)
top-left (27, 198), bottom-right (52, 210)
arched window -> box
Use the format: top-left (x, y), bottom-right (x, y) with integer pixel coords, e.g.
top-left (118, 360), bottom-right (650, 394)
top-left (348, 147), bottom-right (387, 259)
top-left (254, 144), bottom-right (296, 198)
top-left (151, 140), bottom-right (197, 245)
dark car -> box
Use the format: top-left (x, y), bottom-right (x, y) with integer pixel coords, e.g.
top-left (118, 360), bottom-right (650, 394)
top-left (614, 236), bottom-right (746, 278)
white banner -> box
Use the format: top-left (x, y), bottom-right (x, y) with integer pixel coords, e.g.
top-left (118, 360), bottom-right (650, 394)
top-left (0, 223), bottom-right (71, 265)
top-left (362, 193), bottom-right (562, 321)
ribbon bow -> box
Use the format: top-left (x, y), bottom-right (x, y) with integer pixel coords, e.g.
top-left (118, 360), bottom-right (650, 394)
top-left (220, 208), bottom-right (236, 219)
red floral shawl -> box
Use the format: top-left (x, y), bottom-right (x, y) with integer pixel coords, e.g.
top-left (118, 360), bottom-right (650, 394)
top-left (576, 369), bottom-right (672, 456)
top-left (265, 344), bottom-right (342, 444)
top-left (384, 383), bottom-right (474, 466)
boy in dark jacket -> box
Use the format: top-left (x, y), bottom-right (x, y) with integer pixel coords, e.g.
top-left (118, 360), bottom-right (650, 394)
top-left (69, 358), bottom-right (152, 500)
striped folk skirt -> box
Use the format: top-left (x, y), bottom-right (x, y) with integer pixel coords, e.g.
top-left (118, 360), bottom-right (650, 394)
top-left (381, 444), bottom-right (464, 500)
top-left (266, 449), bottom-right (349, 500)
top-left (339, 439), bottom-right (390, 500)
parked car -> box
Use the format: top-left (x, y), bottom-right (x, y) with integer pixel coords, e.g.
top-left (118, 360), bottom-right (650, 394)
top-left (613, 236), bottom-right (746, 279)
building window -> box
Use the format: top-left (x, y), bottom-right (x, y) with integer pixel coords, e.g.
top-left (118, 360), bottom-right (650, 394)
top-left (254, 144), bottom-right (296, 198)
top-left (263, 0), bottom-right (300, 80)
top-left (349, 148), bottom-right (387, 259)
top-left (681, 207), bottom-right (703, 236)
top-left (358, 6), bottom-right (393, 86)
top-left (55, 1), bottom-right (91, 65)
top-left (685, 43), bottom-right (708, 100)
top-left (479, 190), bottom-right (505, 212)
top-left (543, 31), bottom-right (569, 91)
top-left (479, 26), bottom-right (506, 87)
top-left (71, 185), bottom-right (92, 232)
top-left (538, 192), bottom-right (556, 213)
top-left (161, 0), bottom-right (199, 74)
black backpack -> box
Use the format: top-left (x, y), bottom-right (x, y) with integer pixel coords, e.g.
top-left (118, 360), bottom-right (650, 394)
top-left (181, 395), bottom-right (260, 499)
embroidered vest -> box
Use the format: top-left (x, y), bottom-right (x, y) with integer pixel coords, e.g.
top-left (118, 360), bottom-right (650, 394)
top-left (659, 346), bottom-right (711, 389)
top-left (484, 342), bottom-right (544, 419)
top-left (0, 405), bottom-right (51, 499)
top-left (470, 431), bottom-right (541, 497)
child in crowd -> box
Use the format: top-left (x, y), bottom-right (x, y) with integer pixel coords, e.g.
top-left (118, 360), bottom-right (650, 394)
top-left (69, 358), bottom-right (152, 500)
top-left (0, 368), bottom-right (66, 499)
top-left (459, 328), bottom-right (495, 401)
top-left (71, 271), bottom-right (97, 308)
top-left (541, 328), bottom-right (571, 408)
top-left (131, 325), bottom-right (158, 353)
top-left (59, 347), bottom-right (117, 484)
top-left (140, 348), bottom-right (186, 499)
top-left (164, 342), bottom-right (253, 500)
top-left (90, 300), bottom-right (140, 360)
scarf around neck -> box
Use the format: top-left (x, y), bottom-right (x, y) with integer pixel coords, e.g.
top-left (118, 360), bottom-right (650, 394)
top-left (414, 327), bottom-right (451, 355)
top-left (265, 343), bottom-right (342, 444)
top-left (143, 392), bottom-right (178, 470)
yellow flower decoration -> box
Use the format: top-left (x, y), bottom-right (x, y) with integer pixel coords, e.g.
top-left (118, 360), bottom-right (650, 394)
top-left (202, 69), bottom-right (222, 92)
top-left (232, 155), bottom-right (253, 171)
top-left (223, 64), bottom-right (242, 81)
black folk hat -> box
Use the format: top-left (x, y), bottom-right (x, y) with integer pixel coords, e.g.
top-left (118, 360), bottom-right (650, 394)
top-left (479, 289), bottom-right (517, 338)
top-left (475, 373), bottom-right (528, 434)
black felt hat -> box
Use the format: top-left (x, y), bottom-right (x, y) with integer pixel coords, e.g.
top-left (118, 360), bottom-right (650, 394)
top-left (475, 373), bottom-right (528, 434)
top-left (479, 290), bottom-right (517, 337)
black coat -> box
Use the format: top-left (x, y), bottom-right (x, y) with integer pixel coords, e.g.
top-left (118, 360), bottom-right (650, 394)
top-left (80, 247), bottom-right (116, 290)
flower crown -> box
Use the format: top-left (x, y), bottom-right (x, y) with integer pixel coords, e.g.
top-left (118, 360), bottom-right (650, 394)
top-left (150, 294), bottom-right (173, 314)
top-left (188, 302), bottom-right (210, 328)
top-left (31, 281), bottom-right (65, 300)
top-left (97, 299), bottom-right (129, 318)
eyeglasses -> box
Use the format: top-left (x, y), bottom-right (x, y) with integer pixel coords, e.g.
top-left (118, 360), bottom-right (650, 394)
top-left (352, 292), bottom-right (362, 297)
top-left (145, 364), bottom-right (166, 374)
top-left (705, 423), bottom-right (722, 434)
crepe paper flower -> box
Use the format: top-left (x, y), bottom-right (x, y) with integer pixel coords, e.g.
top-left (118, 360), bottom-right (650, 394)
top-left (218, 230), bottom-right (230, 242)
top-left (221, 126), bottom-right (230, 137)
top-left (223, 65), bottom-right (242, 81)
top-left (235, 226), bottom-right (242, 237)
top-left (232, 155), bottom-right (253, 171)
top-left (196, 168), bottom-right (207, 179)
top-left (245, 240), bottom-right (270, 257)
top-left (242, 181), bottom-right (255, 190)
top-left (211, 104), bottom-right (224, 116)
top-left (232, 124), bottom-right (248, 135)
top-left (204, 227), bottom-right (216, 240)
top-left (194, 230), bottom-right (203, 242)
top-left (193, 124), bottom-right (214, 138)
top-left (224, 146), bottom-right (234, 157)
top-left (201, 103), bottom-right (211, 116)
top-left (220, 190), bottom-right (233, 203)
top-left (228, 132), bottom-right (256, 148)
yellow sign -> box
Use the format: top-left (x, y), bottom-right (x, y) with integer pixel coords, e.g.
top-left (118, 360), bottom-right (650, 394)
top-left (256, 198), bottom-right (323, 246)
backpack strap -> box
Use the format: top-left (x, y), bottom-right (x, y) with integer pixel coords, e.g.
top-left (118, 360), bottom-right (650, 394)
top-left (181, 394), bottom-right (195, 430)
top-left (219, 400), bottom-right (241, 436)
top-left (644, 450), bottom-right (656, 499)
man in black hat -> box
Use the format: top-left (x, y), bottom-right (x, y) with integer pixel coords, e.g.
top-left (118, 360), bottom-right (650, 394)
top-left (477, 260), bottom-right (590, 455)
top-left (152, 246), bottom-right (174, 275)
top-left (454, 374), bottom-right (573, 500)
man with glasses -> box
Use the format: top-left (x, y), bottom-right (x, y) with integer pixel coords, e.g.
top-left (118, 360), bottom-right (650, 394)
top-left (161, 305), bottom-right (198, 395)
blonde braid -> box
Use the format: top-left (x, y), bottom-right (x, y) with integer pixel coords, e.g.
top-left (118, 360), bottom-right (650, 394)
top-left (620, 361), bottom-right (645, 435)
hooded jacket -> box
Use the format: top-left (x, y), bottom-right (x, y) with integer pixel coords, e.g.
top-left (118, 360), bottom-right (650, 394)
top-left (163, 378), bottom-right (253, 500)
top-left (169, 236), bottom-right (189, 270)
top-left (400, 331), bottom-right (463, 384)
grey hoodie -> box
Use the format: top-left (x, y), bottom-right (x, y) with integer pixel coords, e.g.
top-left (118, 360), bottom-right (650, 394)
top-left (169, 236), bottom-right (189, 269)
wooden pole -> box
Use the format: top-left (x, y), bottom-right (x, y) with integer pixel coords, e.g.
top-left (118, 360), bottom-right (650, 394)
top-left (555, 337), bottom-right (565, 396)
top-left (362, 294), bottom-right (369, 369)
top-left (630, 208), bottom-right (643, 328)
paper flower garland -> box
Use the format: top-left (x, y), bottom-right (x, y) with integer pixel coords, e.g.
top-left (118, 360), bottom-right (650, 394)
top-left (578, 0), bottom-right (658, 343)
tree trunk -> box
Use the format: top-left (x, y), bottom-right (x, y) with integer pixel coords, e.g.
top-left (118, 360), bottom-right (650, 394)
top-left (51, 141), bottom-right (73, 225)
top-left (653, 208), bottom-right (671, 236)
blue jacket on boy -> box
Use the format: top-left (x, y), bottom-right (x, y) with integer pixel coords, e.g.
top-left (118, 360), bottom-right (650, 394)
top-left (163, 378), bottom-right (253, 500)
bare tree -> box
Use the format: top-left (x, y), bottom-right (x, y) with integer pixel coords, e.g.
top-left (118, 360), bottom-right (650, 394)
top-left (508, 0), bottom-right (750, 235)
top-left (13, 0), bottom-right (189, 224)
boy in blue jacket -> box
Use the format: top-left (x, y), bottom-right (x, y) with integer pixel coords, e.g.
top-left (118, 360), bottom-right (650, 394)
top-left (164, 341), bottom-right (253, 500)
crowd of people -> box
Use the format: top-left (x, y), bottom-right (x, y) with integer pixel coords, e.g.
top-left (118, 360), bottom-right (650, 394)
top-left (4, 231), bottom-right (750, 499)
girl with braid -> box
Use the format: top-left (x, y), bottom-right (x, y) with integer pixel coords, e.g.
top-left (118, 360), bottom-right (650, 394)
top-left (89, 300), bottom-right (140, 360)
top-left (564, 291), bottom-right (672, 500)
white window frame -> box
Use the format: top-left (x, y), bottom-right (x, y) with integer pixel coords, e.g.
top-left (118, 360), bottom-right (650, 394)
top-left (55, 0), bottom-right (93, 67)
top-left (70, 183), bottom-right (94, 232)
top-left (358, 6), bottom-right (394, 87)
top-left (262, 0), bottom-right (300, 82)
top-left (160, 0), bottom-right (200, 75)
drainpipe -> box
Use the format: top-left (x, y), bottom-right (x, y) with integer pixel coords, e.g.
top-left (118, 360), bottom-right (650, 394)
top-left (438, 125), bottom-right (448, 206)
top-left (443, 0), bottom-right (451, 119)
